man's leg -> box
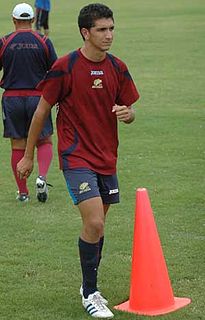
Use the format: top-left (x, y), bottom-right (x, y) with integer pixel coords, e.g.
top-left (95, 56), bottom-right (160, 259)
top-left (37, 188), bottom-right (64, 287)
top-left (11, 138), bottom-right (29, 199)
top-left (35, 8), bottom-right (42, 32)
top-left (36, 136), bottom-right (53, 178)
top-left (36, 136), bottom-right (53, 203)
top-left (78, 197), bottom-right (114, 318)
top-left (78, 197), bottom-right (105, 298)
top-left (63, 168), bottom-right (114, 317)
top-left (98, 204), bottom-right (109, 267)
top-left (42, 10), bottom-right (49, 36)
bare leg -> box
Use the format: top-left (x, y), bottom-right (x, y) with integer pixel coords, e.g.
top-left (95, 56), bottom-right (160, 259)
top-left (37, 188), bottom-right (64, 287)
top-left (79, 197), bottom-right (105, 243)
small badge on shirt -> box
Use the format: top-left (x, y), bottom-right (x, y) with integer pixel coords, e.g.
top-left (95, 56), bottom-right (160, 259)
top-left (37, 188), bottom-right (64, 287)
top-left (92, 79), bottom-right (103, 89)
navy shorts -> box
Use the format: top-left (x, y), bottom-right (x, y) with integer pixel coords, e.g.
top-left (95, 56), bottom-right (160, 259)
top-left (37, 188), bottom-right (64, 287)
top-left (2, 96), bottom-right (53, 139)
top-left (63, 168), bottom-right (120, 205)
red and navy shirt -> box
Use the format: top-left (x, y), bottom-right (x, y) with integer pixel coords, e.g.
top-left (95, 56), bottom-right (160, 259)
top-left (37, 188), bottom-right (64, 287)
top-left (0, 30), bottom-right (57, 93)
top-left (38, 49), bottom-right (140, 174)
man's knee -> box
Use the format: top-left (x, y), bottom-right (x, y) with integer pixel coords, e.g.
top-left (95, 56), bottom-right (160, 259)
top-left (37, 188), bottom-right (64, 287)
top-left (84, 217), bottom-right (105, 239)
top-left (36, 136), bottom-right (52, 147)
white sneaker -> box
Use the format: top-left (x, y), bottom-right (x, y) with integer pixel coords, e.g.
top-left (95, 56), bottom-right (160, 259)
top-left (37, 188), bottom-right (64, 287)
top-left (36, 176), bottom-right (48, 203)
top-left (80, 285), bottom-right (108, 305)
top-left (82, 292), bottom-right (114, 318)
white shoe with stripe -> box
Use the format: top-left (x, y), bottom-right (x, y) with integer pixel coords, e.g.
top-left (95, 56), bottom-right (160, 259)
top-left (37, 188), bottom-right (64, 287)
top-left (82, 292), bottom-right (114, 318)
top-left (80, 285), bottom-right (108, 305)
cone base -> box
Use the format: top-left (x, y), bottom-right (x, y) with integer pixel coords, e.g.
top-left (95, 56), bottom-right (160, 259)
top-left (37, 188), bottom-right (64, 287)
top-left (114, 296), bottom-right (191, 316)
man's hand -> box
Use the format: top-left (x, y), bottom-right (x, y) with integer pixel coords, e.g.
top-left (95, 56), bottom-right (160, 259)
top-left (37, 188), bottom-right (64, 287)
top-left (17, 157), bottom-right (34, 180)
top-left (112, 104), bottom-right (135, 123)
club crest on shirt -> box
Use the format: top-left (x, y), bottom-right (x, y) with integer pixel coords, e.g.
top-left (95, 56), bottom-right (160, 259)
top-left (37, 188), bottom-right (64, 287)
top-left (92, 78), bottom-right (103, 89)
top-left (79, 182), bottom-right (91, 194)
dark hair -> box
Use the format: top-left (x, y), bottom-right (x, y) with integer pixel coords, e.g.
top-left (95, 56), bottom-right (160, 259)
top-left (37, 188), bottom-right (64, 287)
top-left (78, 3), bottom-right (114, 31)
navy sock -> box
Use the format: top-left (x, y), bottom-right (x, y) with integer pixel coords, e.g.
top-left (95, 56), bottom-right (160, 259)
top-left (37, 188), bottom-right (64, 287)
top-left (98, 236), bottom-right (104, 267)
top-left (78, 237), bottom-right (99, 298)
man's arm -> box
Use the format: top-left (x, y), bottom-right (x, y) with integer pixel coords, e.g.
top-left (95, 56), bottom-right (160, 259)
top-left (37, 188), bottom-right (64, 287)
top-left (112, 104), bottom-right (135, 124)
top-left (17, 97), bottom-right (52, 179)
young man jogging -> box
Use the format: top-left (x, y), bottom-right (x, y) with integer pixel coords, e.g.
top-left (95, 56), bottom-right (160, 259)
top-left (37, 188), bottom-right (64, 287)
top-left (17, 3), bottom-right (140, 317)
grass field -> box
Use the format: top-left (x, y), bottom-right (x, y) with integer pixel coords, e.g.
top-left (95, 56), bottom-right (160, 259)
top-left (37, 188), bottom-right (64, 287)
top-left (0, 0), bottom-right (204, 319)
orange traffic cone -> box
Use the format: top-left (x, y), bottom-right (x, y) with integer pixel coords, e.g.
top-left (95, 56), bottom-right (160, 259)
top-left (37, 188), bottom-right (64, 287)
top-left (114, 188), bottom-right (191, 316)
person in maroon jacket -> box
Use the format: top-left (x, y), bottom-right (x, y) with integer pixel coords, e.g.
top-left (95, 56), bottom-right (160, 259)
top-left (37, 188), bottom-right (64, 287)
top-left (17, 3), bottom-right (140, 318)
top-left (0, 3), bottom-right (57, 202)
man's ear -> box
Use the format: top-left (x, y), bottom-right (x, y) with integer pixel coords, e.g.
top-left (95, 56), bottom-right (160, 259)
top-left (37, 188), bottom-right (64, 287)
top-left (81, 28), bottom-right (89, 40)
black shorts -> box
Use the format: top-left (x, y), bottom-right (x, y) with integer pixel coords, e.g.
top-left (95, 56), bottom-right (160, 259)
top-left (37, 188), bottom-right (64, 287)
top-left (36, 9), bottom-right (49, 30)
top-left (63, 168), bottom-right (120, 205)
top-left (2, 96), bottom-right (53, 139)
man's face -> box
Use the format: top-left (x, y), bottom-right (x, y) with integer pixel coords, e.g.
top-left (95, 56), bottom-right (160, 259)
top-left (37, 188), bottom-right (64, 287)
top-left (85, 18), bottom-right (114, 52)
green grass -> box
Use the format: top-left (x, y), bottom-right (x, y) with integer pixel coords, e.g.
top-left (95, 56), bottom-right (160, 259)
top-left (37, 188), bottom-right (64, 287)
top-left (0, 0), bottom-right (204, 319)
